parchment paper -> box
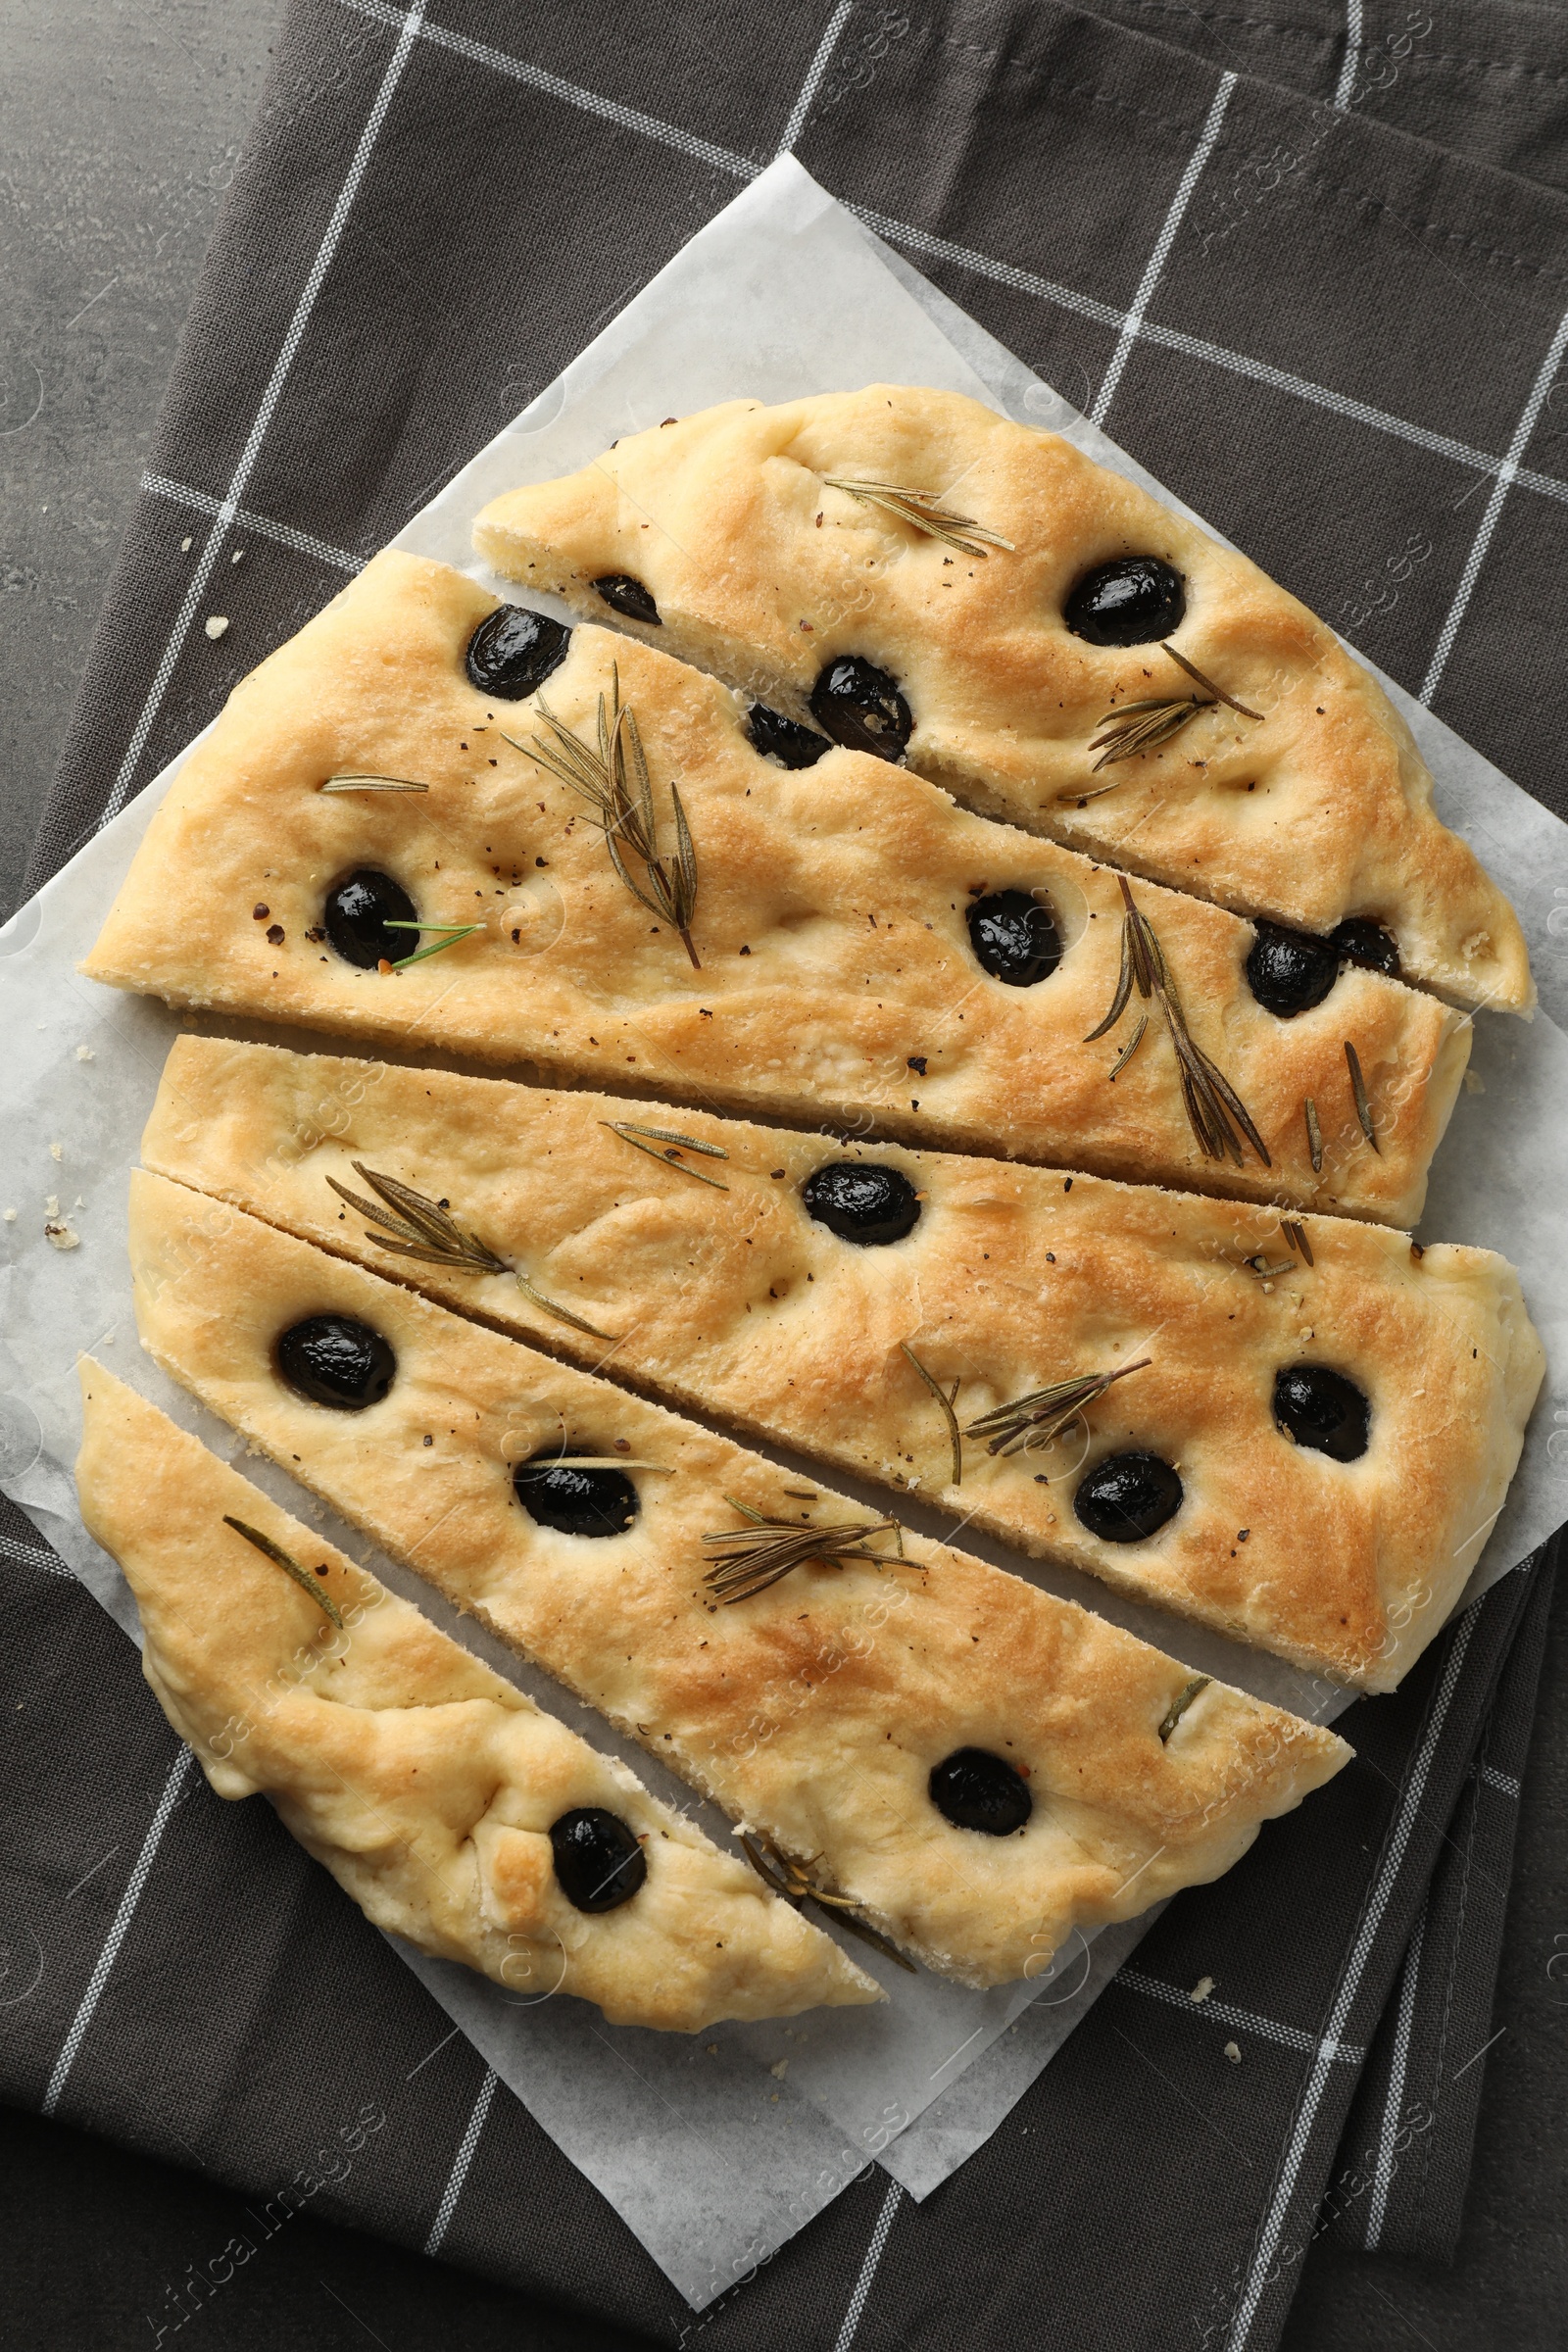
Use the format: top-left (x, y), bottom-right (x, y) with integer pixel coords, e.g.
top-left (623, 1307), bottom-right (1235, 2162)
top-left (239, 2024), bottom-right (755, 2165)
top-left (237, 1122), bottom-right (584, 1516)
top-left (2, 158), bottom-right (1565, 2304)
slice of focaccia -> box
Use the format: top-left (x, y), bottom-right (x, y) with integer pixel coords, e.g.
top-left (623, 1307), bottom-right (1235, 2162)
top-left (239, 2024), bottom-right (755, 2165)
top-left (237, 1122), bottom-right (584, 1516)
top-left (76, 1362), bottom-right (876, 2030)
top-left (472, 384), bottom-right (1531, 1015)
top-left (126, 1170), bottom-right (1351, 1989)
top-left (82, 549), bottom-right (1466, 1225)
top-left (146, 1037), bottom-right (1545, 1692)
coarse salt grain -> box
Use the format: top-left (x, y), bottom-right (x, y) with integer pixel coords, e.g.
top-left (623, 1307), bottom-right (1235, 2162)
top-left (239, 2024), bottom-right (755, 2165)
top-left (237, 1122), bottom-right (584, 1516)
top-left (205, 614), bottom-right (229, 641)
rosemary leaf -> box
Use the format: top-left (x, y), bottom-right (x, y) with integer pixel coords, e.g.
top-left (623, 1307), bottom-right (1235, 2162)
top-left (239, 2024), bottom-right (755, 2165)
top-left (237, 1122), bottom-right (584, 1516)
top-left (318, 774), bottom-right (429, 794)
top-left (326, 1164), bottom-right (617, 1339)
top-left (964, 1357), bottom-right (1152, 1459)
top-left (1304, 1096), bottom-right (1324, 1175)
top-left (741, 1835), bottom-right (916, 1971)
top-left (223, 1514), bottom-right (346, 1630)
top-left (1087, 695), bottom-right (1212, 771)
top-left (511, 667), bottom-right (701, 965)
top-left (702, 1509), bottom-right (904, 1603)
top-left (514, 1274), bottom-right (617, 1341)
top-left (1283, 1219), bottom-right (1315, 1268)
top-left (1107, 1012), bottom-right (1149, 1081)
top-left (899, 1341), bottom-right (962, 1488)
top-left (821, 475), bottom-right (1014, 561)
top-left (1159, 642), bottom-right (1263, 719)
top-left (1083, 879), bottom-right (1271, 1167)
top-left (1157, 1675), bottom-right (1210, 1742)
top-left (1345, 1041), bottom-right (1380, 1153)
top-left (379, 919), bottom-right (482, 970)
top-left (603, 1119), bottom-right (730, 1190)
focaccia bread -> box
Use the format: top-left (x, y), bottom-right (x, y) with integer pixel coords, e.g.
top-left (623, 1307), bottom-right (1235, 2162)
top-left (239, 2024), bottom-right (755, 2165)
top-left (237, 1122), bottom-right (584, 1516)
top-left (82, 549), bottom-right (1466, 1225)
top-left (146, 1037), bottom-right (1544, 1691)
top-left (472, 384), bottom-right (1531, 1016)
top-left (126, 1169), bottom-right (1350, 1988)
top-left (75, 1363), bottom-right (875, 2030)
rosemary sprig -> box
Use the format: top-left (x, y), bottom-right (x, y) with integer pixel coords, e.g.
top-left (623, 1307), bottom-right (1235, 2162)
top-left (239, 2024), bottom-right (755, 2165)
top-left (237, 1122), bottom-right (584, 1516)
top-left (1304, 1096), bottom-right (1324, 1175)
top-left (1345, 1041), bottom-right (1380, 1152)
top-left (379, 919), bottom-right (481, 970)
top-left (603, 1119), bottom-right (730, 1191)
top-left (1282, 1218), bottom-right (1314, 1267)
top-left (820, 477), bottom-right (1014, 560)
top-left (1245, 1219), bottom-right (1315, 1280)
top-left (702, 1502), bottom-right (905, 1604)
top-left (964, 1357), bottom-right (1152, 1459)
top-left (318, 774), bottom-right (429, 794)
top-left (1083, 877), bottom-right (1271, 1168)
top-left (510, 667), bottom-right (700, 967)
top-left (223, 1515), bottom-right (345, 1630)
top-left (1157, 1675), bottom-right (1210, 1742)
top-left (325, 1161), bottom-right (616, 1340)
top-left (900, 1341), bottom-right (962, 1488)
top-left (1087, 643), bottom-right (1261, 771)
top-left (741, 1835), bottom-right (916, 1972)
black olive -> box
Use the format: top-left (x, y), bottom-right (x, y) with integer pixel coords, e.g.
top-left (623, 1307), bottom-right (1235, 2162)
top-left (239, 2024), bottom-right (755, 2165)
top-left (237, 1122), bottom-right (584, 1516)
top-left (966, 890), bottom-right (1062, 987)
top-left (514, 1452), bottom-right (640, 1538)
top-left (593, 573), bottom-right (661, 625)
top-left (1074, 1452), bottom-right (1183, 1543)
top-left (322, 869), bottom-right (418, 969)
top-left (1273, 1365), bottom-right (1369, 1462)
top-left (802, 1162), bottom-right (921, 1247)
top-left (1329, 918), bottom-right (1399, 979)
top-left (465, 605), bottom-right (572, 700)
top-left (276, 1314), bottom-right (396, 1410)
top-left (1246, 921), bottom-right (1341, 1017)
top-left (1064, 557), bottom-right (1186, 646)
top-left (808, 657), bottom-right (911, 763)
top-left (549, 1807), bottom-right (648, 1913)
top-left (746, 704), bottom-right (831, 769)
top-left (928, 1748), bottom-right (1033, 1837)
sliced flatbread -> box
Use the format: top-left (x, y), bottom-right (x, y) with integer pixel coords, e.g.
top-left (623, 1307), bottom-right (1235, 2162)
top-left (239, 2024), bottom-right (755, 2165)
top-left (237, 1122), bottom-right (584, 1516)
top-left (126, 1168), bottom-right (1350, 1988)
top-left (147, 1037), bottom-right (1545, 1691)
top-left (76, 1362), bottom-right (876, 2030)
top-left (83, 549), bottom-right (1465, 1224)
top-left (473, 383), bottom-right (1530, 1015)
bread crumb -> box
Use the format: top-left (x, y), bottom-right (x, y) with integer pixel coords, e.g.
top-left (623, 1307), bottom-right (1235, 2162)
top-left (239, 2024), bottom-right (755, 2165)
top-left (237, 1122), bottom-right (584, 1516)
top-left (45, 1195), bottom-right (59, 1217)
top-left (205, 614), bottom-right (229, 641)
top-left (75, 1045), bottom-right (94, 1062)
top-left (44, 1219), bottom-right (80, 1251)
top-left (180, 535), bottom-right (193, 551)
top-left (1224, 2041), bottom-right (1242, 2064)
top-left (769, 2059), bottom-right (788, 2080)
top-left (49, 1141), bottom-right (63, 1161)
top-left (3, 1208), bottom-right (16, 1222)
top-left (1190, 1976), bottom-right (1214, 2003)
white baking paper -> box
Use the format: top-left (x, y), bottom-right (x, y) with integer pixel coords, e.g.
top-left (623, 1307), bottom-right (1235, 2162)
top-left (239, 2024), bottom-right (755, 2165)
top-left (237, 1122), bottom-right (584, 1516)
top-left (3, 157), bottom-right (1567, 2306)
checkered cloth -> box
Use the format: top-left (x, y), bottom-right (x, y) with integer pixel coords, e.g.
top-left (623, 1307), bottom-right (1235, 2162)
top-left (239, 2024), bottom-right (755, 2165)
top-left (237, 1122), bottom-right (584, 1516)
top-left (7, 3), bottom-right (1564, 2345)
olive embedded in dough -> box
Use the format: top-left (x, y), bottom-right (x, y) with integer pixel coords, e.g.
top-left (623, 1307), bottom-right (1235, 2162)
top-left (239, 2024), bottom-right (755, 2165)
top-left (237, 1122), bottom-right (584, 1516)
top-left (464, 604), bottom-right (572, 700)
top-left (808, 656), bottom-right (911, 762)
top-left (966, 889), bottom-right (1063, 987)
top-left (1329, 918), bottom-right (1400, 978)
top-left (745, 703), bottom-right (831, 769)
top-left (1273, 1364), bottom-right (1370, 1462)
top-left (1063, 556), bottom-right (1186, 646)
top-left (1074, 1452), bottom-right (1184, 1543)
top-left (928, 1747), bottom-right (1034, 1836)
top-left (1245, 921), bottom-right (1341, 1017)
top-left (322, 869), bottom-right (418, 970)
top-left (802, 1162), bottom-right (921, 1246)
top-left (549, 1806), bottom-right (649, 1912)
top-left (514, 1454), bottom-right (640, 1537)
top-left (593, 573), bottom-right (662, 625)
top-left (275, 1314), bottom-right (397, 1410)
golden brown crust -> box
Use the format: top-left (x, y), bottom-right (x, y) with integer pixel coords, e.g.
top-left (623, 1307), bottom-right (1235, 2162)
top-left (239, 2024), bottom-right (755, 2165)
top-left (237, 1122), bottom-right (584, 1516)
top-left (75, 1361), bottom-right (876, 2030)
top-left (83, 549), bottom-right (1464, 1223)
top-left (147, 1037), bottom-right (1545, 1691)
top-left (473, 386), bottom-right (1531, 1013)
top-left (125, 1169), bottom-right (1350, 1989)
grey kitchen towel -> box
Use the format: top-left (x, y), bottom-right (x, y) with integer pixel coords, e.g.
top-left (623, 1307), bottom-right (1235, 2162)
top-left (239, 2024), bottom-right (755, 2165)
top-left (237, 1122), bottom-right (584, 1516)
top-left (8, 3), bottom-right (1567, 2345)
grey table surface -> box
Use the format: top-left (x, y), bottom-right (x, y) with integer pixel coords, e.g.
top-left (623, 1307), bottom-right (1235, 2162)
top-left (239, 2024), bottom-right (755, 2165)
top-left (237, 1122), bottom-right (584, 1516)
top-left (1, 6), bottom-right (1564, 2348)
